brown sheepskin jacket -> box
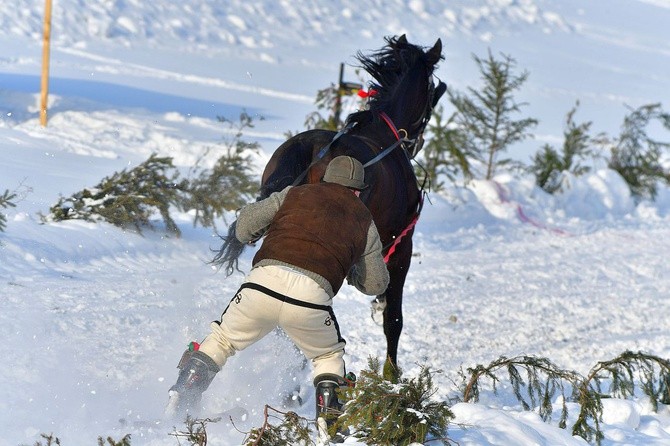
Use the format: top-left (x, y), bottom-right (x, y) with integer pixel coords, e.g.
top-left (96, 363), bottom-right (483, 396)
top-left (235, 183), bottom-right (389, 297)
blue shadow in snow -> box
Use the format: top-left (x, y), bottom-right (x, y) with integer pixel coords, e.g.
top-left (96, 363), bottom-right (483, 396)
top-left (0, 72), bottom-right (259, 120)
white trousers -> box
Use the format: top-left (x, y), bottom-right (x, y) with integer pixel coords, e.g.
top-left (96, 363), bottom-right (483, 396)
top-left (199, 265), bottom-right (346, 378)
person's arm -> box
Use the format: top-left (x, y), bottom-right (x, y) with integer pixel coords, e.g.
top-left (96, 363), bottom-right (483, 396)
top-left (235, 187), bottom-right (291, 243)
top-left (347, 221), bottom-right (389, 295)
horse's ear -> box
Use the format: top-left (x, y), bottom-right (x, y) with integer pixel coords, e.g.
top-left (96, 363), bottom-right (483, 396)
top-left (433, 81), bottom-right (447, 107)
top-left (398, 34), bottom-right (408, 44)
top-left (427, 38), bottom-right (443, 65)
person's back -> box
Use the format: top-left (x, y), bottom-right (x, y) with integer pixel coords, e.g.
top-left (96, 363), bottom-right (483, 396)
top-left (254, 181), bottom-right (372, 296)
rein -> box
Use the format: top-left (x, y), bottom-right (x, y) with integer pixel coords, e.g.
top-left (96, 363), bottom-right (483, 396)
top-left (363, 112), bottom-right (416, 168)
top-left (291, 111), bottom-right (415, 185)
top-left (372, 112), bottom-right (427, 264)
top-left (288, 112), bottom-right (426, 264)
top-left (290, 121), bottom-right (357, 186)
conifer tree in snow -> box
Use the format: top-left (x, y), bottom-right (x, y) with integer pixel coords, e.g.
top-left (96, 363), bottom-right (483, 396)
top-left (606, 103), bottom-right (670, 200)
top-left (531, 101), bottom-right (595, 193)
top-left (0, 188), bottom-right (17, 232)
top-left (334, 357), bottom-right (453, 445)
top-left (417, 104), bottom-right (472, 190)
top-left (448, 50), bottom-right (538, 180)
top-left (46, 154), bottom-right (186, 236)
top-left (182, 112), bottom-right (261, 229)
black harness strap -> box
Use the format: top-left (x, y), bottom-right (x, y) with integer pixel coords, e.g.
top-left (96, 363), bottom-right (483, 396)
top-left (291, 122), bottom-right (357, 186)
top-left (235, 282), bottom-right (346, 345)
top-left (239, 282), bottom-right (331, 311)
top-left (362, 137), bottom-right (413, 168)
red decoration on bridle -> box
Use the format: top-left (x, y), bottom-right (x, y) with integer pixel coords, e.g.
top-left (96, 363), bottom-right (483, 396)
top-left (357, 88), bottom-right (378, 98)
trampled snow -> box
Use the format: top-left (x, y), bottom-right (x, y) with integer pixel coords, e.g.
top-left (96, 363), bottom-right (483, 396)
top-left (1, 1), bottom-right (670, 445)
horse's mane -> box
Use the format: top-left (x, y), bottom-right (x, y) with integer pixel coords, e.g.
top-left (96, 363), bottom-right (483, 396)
top-left (355, 35), bottom-right (438, 113)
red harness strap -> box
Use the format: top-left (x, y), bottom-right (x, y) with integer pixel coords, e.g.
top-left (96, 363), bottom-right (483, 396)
top-left (373, 112), bottom-right (424, 264)
top-left (383, 212), bottom-right (420, 264)
top-left (379, 111), bottom-right (400, 141)
top-left (383, 192), bottom-right (425, 264)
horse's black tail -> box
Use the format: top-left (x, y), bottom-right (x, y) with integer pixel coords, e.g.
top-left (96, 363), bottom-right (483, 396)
top-left (210, 219), bottom-right (246, 277)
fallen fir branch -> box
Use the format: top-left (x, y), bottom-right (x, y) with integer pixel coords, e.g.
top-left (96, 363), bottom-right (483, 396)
top-left (462, 351), bottom-right (670, 445)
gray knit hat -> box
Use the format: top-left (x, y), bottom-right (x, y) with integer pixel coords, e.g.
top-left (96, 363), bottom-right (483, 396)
top-left (323, 156), bottom-right (368, 190)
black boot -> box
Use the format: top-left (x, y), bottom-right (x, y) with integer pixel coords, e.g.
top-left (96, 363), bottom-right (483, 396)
top-left (165, 350), bottom-right (219, 419)
top-left (314, 373), bottom-right (351, 442)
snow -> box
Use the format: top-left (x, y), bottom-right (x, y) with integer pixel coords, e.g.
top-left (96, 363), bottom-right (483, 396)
top-left (1, 0), bottom-right (670, 444)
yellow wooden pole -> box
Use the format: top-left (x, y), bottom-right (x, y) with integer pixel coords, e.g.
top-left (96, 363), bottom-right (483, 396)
top-left (40, 0), bottom-right (53, 127)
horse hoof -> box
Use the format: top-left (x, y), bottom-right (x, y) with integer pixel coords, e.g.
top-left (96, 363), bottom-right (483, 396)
top-left (370, 296), bottom-right (386, 326)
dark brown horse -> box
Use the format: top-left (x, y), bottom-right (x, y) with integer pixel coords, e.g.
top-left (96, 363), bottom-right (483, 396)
top-left (213, 35), bottom-right (445, 378)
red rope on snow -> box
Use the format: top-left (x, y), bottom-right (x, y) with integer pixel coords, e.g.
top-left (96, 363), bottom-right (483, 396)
top-left (492, 181), bottom-right (570, 236)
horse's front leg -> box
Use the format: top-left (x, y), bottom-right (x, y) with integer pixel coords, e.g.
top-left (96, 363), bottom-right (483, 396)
top-left (382, 288), bottom-right (403, 381)
top-left (378, 236), bottom-right (413, 382)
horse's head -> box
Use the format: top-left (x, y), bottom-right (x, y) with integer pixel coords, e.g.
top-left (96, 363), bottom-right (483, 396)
top-left (355, 35), bottom-right (446, 157)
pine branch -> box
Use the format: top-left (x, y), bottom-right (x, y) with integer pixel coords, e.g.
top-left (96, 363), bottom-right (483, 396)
top-left (0, 188), bottom-right (17, 232)
top-left (243, 405), bottom-right (314, 446)
top-left (464, 351), bottom-right (670, 445)
top-left (573, 351), bottom-right (670, 444)
top-left (169, 416), bottom-right (221, 446)
top-left (462, 355), bottom-right (581, 428)
top-left (97, 435), bottom-right (132, 446)
top-left (335, 357), bottom-right (453, 445)
top-left (44, 154), bottom-right (186, 236)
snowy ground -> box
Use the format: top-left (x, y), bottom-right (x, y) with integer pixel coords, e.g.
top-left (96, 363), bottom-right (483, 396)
top-left (2, 1), bottom-right (670, 445)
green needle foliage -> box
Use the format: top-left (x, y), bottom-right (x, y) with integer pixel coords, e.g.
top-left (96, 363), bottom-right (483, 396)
top-left (97, 435), bottom-right (132, 446)
top-left (46, 154), bottom-right (186, 236)
top-left (531, 101), bottom-right (595, 193)
top-left (30, 433), bottom-right (62, 446)
top-left (43, 113), bottom-right (261, 235)
top-left (335, 357), bottom-right (453, 445)
top-left (303, 71), bottom-right (365, 132)
top-left (606, 103), bottom-right (670, 200)
top-left (573, 351), bottom-right (670, 445)
top-left (182, 112), bottom-right (261, 229)
top-left (417, 104), bottom-right (472, 191)
top-left (448, 50), bottom-right (538, 180)
top-left (243, 406), bottom-right (314, 446)
top-left (169, 416), bottom-right (221, 446)
top-left (462, 355), bottom-right (582, 429)
top-left (0, 188), bottom-right (17, 232)
top-left (462, 351), bottom-right (670, 445)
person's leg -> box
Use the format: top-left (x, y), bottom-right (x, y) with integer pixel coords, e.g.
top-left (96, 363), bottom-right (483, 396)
top-left (259, 266), bottom-right (348, 429)
top-left (281, 303), bottom-right (347, 426)
top-left (282, 305), bottom-right (346, 377)
top-left (168, 269), bottom-right (281, 417)
top-left (250, 265), bottom-right (347, 377)
top-left (199, 283), bottom-right (279, 367)
top-left (165, 350), bottom-right (220, 419)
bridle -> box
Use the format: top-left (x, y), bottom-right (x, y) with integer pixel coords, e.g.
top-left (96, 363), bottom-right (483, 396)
top-left (379, 73), bottom-right (442, 160)
top-left (290, 74), bottom-right (441, 186)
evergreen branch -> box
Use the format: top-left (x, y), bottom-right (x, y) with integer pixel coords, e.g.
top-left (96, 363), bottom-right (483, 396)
top-left (606, 103), bottom-right (670, 200)
top-left (0, 188), bottom-right (18, 232)
top-left (243, 405), bottom-right (314, 446)
top-left (573, 351), bottom-right (670, 444)
top-left (336, 357), bottom-right (453, 445)
top-left (463, 355), bottom-right (583, 429)
top-left (448, 50), bottom-right (537, 180)
top-left (169, 415), bottom-right (221, 446)
top-left (97, 435), bottom-right (132, 446)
